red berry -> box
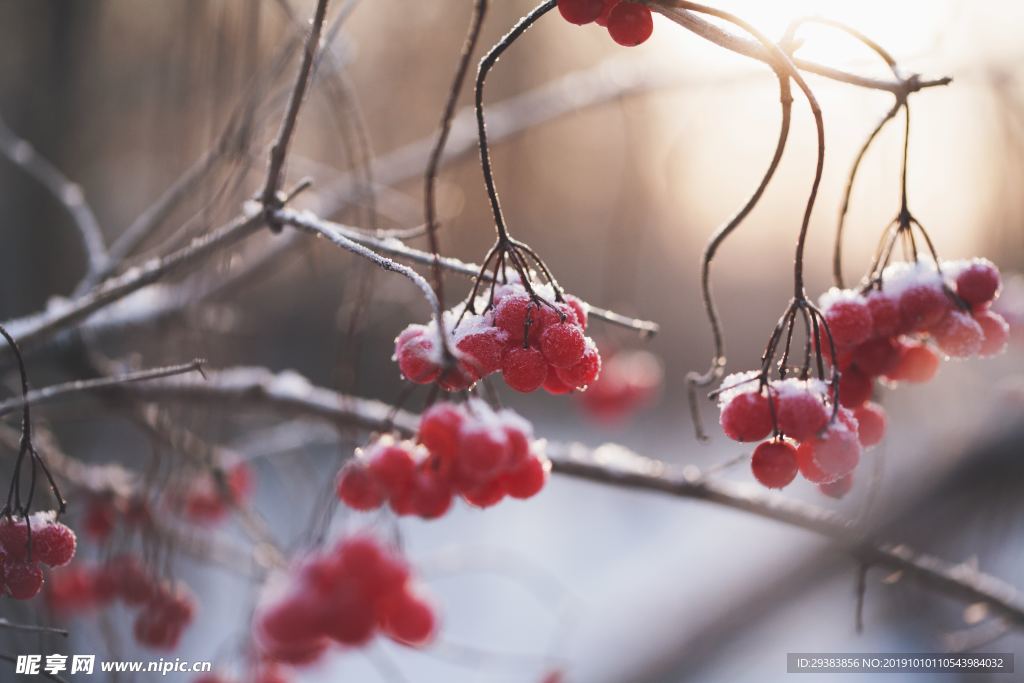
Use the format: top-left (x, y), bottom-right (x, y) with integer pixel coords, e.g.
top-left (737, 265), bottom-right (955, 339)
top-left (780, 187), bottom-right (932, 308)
top-left (540, 323), bottom-right (586, 369)
top-left (494, 294), bottom-right (532, 344)
top-left (462, 478), bottom-right (506, 509)
top-left (418, 403), bottom-right (464, 467)
top-left (410, 470), bottom-right (453, 520)
top-left (378, 588), bottom-right (437, 647)
top-left (932, 310), bottom-right (984, 358)
top-left (458, 425), bottom-right (511, 480)
top-left (750, 440), bottom-right (798, 489)
top-left (502, 347), bottom-right (548, 392)
top-left (457, 328), bottom-right (506, 377)
top-left (396, 329), bottom-right (440, 384)
top-left (808, 422), bottom-right (861, 477)
top-left (885, 342), bottom-right (939, 383)
top-left (438, 363), bottom-right (476, 392)
top-left (0, 517), bottom-right (30, 560)
top-left (543, 371), bottom-right (574, 395)
top-left (774, 389), bottom-right (828, 441)
top-left (565, 295), bottom-right (588, 329)
top-left (851, 337), bottom-right (900, 377)
top-left (956, 260), bottom-right (1000, 307)
top-left (503, 456), bottom-right (549, 499)
top-left (324, 590), bottom-right (376, 646)
top-left (823, 298), bottom-right (873, 349)
top-left (33, 522), bottom-right (76, 567)
top-left (557, 0), bottom-right (605, 25)
top-left (836, 366), bottom-right (872, 409)
top-left (367, 444), bottom-right (416, 497)
top-left (595, 0), bottom-right (621, 26)
top-left (975, 310), bottom-right (1010, 357)
top-left (336, 463), bottom-right (385, 511)
top-left (555, 345), bottom-right (601, 389)
top-left (853, 402), bottom-right (886, 447)
top-left (796, 441), bottom-right (839, 483)
top-left (819, 473), bottom-right (854, 499)
top-left (606, 2), bottom-right (653, 46)
top-left (6, 561), bottom-right (44, 599)
top-left (719, 391), bottom-right (772, 442)
top-left (899, 283), bottom-right (949, 331)
top-left (866, 291), bottom-right (900, 338)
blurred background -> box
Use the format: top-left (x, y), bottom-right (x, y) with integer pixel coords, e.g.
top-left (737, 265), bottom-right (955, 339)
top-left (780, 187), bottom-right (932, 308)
top-left (0, 0), bottom-right (1023, 681)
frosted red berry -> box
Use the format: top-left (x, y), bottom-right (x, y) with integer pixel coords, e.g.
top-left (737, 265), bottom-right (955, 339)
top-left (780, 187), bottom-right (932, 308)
top-left (418, 403), bottom-right (464, 466)
top-left (456, 329), bottom-right (506, 377)
top-left (540, 323), bottom-right (586, 368)
top-left (853, 402), bottom-right (886, 448)
top-left (503, 456), bottom-right (549, 499)
top-left (898, 283), bottom-right (949, 331)
top-left (975, 309), bottom-right (1010, 357)
top-left (606, 2), bottom-right (653, 46)
top-left (367, 445), bottom-right (416, 497)
top-left (774, 389), bottom-right (828, 441)
top-left (33, 522), bottom-right (77, 567)
top-left (819, 473), bottom-right (854, 499)
top-left (395, 328), bottom-right (440, 384)
top-left (336, 463), bottom-right (384, 511)
top-left (807, 422), bottom-right (861, 477)
top-left (502, 346), bottom-right (548, 392)
top-left (5, 561), bottom-right (44, 599)
top-left (556, 344), bottom-right (601, 389)
top-left (885, 342), bottom-right (939, 383)
top-left (866, 291), bottom-right (900, 338)
top-left (750, 440), bottom-right (798, 489)
top-left (836, 366), bottom-right (872, 409)
top-left (932, 310), bottom-right (984, 358)
top-left (796, 441), bottom-right (839, 484)
top-left (823, 298), bottom-right (873, 349)
top-left (955, 260), bottom-right (1000, 307)
top-left (720, 391), bottom-right (772, 442)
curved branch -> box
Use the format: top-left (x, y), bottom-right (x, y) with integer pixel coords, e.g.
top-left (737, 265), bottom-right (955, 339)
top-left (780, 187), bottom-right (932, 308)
top-left (124, 366), bottom-right (1024, 629)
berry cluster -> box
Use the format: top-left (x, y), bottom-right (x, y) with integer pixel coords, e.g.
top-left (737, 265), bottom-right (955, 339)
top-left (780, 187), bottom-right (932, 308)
top-left (47, 555), bottom-right (196, 649)
top-left (395, 281), bottom-right (599, 395)
top-left (579, 348), bottom-right (663, 423)
top-left (337, 400), bottom-right (550, 516)
top-left (557, 0), bottom-right (655, 47)
top-left (254, 535), bottom-right (436, 666)
top-left (819, 258), bottom-right (1009, 409)
top-left (0, 513), bottom-right (76, 600)
top-left (177, 462), bottom-right (254, 524)
top-left (718, 375), bottom-right (869, 497)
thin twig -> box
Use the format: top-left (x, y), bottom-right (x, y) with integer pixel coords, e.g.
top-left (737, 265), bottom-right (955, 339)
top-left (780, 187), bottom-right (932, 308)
top-left (0, 115), bottom-right (107, 279)
top-left (272, 209), bottom-right (659, 336)
top-left (261, 0), bottom-right (331, 213)
top-left (0, 618), bottom-right (68, 637)
top-left (0, 359), bottom-right (206, 419)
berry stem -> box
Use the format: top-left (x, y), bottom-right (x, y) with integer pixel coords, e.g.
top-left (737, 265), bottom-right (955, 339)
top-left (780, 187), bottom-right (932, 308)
top-left (425, 0), bottom-right (490, 315)
top-left (686, 73), bottom-right (792, 441)
top-left (475, 0), bottom-right (557, 243)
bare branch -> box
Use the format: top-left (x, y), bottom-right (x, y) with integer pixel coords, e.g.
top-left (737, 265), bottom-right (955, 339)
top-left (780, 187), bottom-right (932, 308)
top-left (0, 115), bottom-right (107, 279)
top-left (0, 359), bottom-right (205, 419)
top-left (261, 0), bottom-right (331, 210)
top-left (650, 2), bottom-right (952, 95)
top-left (125, 366), bottom-right (1024, 628)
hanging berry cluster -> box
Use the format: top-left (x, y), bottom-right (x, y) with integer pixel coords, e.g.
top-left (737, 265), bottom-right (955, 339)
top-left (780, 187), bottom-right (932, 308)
top-left (557, 0), bottom-right (655, 47)
top-left (395, 280), bottom-right (599, 394)
top-left (254, 536), bottom-right (436, 666)
top-left (47, 555), bottom-right (195, 648)
top-left (176, 462), bottom-right (254, 524)
top-left (821, 258), bottom-right (1008, 404)
top-left (0, 513), bottom-right (76, 600)
top-left (338, 400), bottom-right (550, 516)
top-left (718, 375), bottom-right (867, 496)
